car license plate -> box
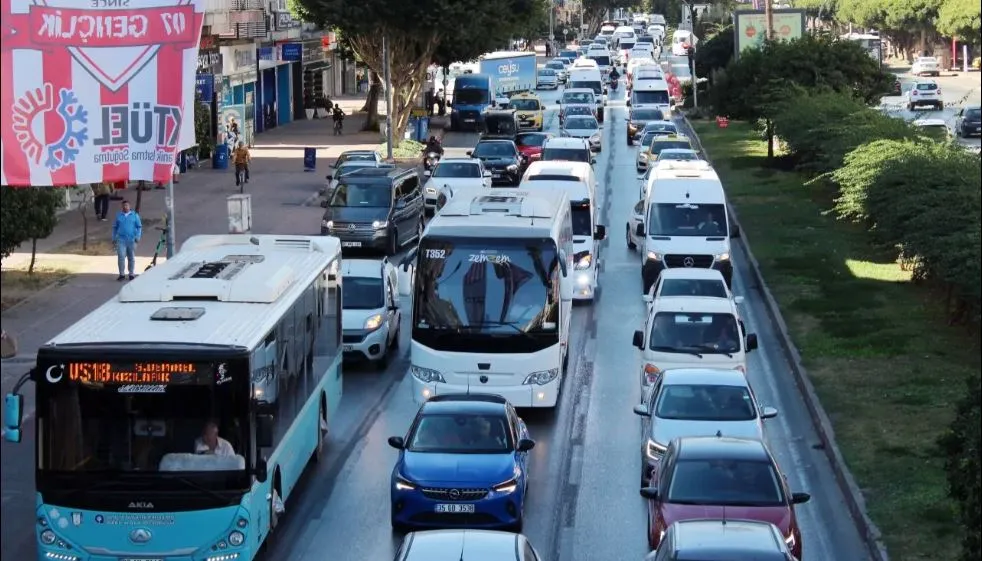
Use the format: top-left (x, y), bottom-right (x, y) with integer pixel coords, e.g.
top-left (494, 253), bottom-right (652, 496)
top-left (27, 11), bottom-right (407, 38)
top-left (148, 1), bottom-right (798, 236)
top-left (341, 241), bottom-right (362, 248)
top-left (343, 345), bottom-right (353, 352)
top-left (977, 126), bottom-right (981, 131)
top-left (435, 503), bottom-right (475, 514)
top-left (492, 173), bottom-right (501, 178)
top-left (464, 118), bottom-right (475, 123)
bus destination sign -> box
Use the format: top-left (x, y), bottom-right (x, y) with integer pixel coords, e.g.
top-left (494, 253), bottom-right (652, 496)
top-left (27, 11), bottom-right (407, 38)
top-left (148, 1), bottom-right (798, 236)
top-left (64, 362), bottom-right (211, 385)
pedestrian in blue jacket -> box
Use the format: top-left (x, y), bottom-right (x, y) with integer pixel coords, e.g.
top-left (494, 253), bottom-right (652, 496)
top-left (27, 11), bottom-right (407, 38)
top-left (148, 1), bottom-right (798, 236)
top-left (112, 200), bottom-right (142, 281)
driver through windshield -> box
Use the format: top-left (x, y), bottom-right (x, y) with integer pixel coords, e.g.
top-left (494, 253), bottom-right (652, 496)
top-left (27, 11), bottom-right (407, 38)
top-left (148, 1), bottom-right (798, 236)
top-left (649, 312), bottom-right (741, 354)
top-left (647, 202), bottom-right (726, 237)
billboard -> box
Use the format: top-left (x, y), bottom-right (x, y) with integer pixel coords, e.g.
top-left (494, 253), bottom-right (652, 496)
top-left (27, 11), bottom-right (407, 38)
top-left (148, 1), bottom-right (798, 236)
top-left (732, 9), bottom-right (806, 59)
top-left (0, 0), bottom-right (205, 187)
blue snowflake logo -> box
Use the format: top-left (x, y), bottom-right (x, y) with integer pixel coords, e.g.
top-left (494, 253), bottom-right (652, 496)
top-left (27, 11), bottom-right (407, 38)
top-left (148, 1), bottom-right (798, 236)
top-left (44, 89), bottom-right (89, 171)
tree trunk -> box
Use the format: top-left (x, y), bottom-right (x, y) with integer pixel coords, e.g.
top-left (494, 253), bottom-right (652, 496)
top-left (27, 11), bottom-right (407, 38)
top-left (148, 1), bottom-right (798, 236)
top-left (28, 238), bottom-right (37, 274)
top-left (135, 181), bottom-right (145, 213)
top-left (766, 119), bottom-right (775, 160)
top-left (80, 203), bottom-right (89, 251)
top-left (362, 71), bottom-right (382, 132)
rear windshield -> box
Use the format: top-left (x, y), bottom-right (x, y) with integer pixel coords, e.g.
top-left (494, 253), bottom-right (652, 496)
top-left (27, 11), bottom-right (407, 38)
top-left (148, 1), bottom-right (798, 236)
top-left (588, 56), bottom-right (612, 66)
top-left (916, 83), bottom-right (938, 91)
top-left (542, 148), bottom-right (590, 163)
top-left (965, 108), bottom-right (981, 118)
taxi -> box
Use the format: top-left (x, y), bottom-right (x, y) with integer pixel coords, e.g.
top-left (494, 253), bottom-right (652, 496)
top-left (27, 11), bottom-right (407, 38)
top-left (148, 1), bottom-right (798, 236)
top-left (510, 91), bottom-right (545, 132)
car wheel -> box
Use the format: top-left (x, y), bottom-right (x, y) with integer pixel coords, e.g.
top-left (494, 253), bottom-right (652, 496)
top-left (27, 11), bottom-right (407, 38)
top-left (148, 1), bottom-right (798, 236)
top-left (626, 223), bottom-right (637, 250)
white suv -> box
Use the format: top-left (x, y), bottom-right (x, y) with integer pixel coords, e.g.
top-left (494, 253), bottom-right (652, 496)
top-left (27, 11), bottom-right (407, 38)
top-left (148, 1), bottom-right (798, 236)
top-left (911, 56), bottom-right (940, 77)
top-left (905, 80), bottom-right (943, 111)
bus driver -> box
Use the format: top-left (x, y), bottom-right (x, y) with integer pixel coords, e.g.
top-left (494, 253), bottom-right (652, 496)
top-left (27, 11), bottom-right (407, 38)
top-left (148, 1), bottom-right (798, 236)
top-left (195, 421), bottom-right (235, 456)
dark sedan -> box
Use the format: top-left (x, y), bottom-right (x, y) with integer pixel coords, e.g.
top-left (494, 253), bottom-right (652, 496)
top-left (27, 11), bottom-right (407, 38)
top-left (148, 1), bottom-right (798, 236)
top-left (626, 108), bottom-right (667, 144)
top-left (467, 140), bottom-right (527, 186)
top-left (955, 105), bottom-right (981, 137)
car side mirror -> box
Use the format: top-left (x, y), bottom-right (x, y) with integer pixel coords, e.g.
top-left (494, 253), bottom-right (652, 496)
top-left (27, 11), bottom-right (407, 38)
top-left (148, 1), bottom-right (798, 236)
top-left (745, 333), bottom-right (759, 351)
top-left (483, 170), bottom-right (492, 178)
top-left (466, 151), bottom-right (472, 156)
top-left (320, 200), bottom-right (329, 208)
top-left (255, 456), bottom-right (268, 483)
top-left (730, 223), bottom-right (740, 238)
top-left (325, 174), bottom-right (333, 181)
top-left (632, 404), bottom-right (650, 417)
top-left (387, 436), bottom-right (405, 449)
top-left (593, 224), bottom-right (606, 240)
top-left (791, 492), bottom-right (811, 504)
top-left (733, 296), bottom-right (745, 305)
top-left (640, 487), bottom-right (659, 500)
top-left (635, 223), bottom-right (645, 236)
top-left (642, 293), bottom-right (653, 303)
top-left (632, 330), bottom-right (644, 349)
top-left (3, 393), bottom-right (24, 443)
top-left (591, 157), bottom-right (597, 165)
top-left (760, 406), bottom-right (779, 419)
top-left (517, 438), bottom-right (536, 452)
top-left (256, 414), bottom-right (274, 449)
top-left (423, 170), bottom-right (431, 176)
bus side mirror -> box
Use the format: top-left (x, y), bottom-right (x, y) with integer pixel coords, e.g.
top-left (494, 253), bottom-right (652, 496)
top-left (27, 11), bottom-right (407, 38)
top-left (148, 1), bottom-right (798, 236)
top-left (3, 393), bottom-right (23, 443)
top-left (255, 456), bottom-right (268, 483)
top-left (256, 414), bottom-right (274, 449)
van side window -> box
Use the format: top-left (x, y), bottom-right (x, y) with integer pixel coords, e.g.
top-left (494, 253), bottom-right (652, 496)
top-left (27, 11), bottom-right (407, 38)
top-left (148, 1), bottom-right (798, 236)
top-left (398, 175), bottom-right (420, 199)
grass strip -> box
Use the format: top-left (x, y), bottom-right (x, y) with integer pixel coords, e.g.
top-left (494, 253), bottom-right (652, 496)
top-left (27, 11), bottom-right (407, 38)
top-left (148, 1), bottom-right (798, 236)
top-left (691, 119), bottom-right (979, 561)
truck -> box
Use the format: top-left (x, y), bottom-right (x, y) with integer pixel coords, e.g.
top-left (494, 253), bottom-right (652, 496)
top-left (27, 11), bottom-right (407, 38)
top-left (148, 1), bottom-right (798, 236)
top-left (480, 51), bottom-right (538, 98)
top-left (449, 51), bottom-right (536, 132)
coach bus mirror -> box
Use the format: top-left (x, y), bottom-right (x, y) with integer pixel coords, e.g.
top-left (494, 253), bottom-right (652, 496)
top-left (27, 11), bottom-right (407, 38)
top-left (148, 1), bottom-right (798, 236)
top-left (594, 224), bottom-right (607, 240)
top-left (255, 457), bottom-right (268, 483)
top-left (517, 438), bottom-right (536, 452)
top-left (387, 436), bottom-right (405, 449)
top-left (398, 264), bottom-right (414, 297)
top-left (632, 330), bottom-right (644, 349)
top-left (256, 414), bottom-right (274, 449)
top-left (3, 393), bottom-right (23, 443)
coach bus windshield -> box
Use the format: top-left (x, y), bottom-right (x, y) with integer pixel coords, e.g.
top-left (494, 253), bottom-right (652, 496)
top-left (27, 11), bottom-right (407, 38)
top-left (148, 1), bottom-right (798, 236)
top-left (412, 237), bottom-right (560, 353)
top-left (35, 358), bottom-right (251, 497)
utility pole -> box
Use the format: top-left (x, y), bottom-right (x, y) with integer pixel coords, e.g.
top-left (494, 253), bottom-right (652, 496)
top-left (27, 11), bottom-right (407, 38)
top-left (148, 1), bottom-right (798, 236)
top-left (764, 0), bottom-right (774, 38)
top-left (579, 0), bottom-right (584, 41)
top-left (165, 176), bottom-right (175, 258)
top-left (549, 1), bottom-right (554, 50)
top-left (382, 35), bottom-right (394, 161)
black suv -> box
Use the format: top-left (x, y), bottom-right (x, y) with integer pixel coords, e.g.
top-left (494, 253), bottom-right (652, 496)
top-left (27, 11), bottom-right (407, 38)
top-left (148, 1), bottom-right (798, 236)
top-left (467, 139), bottom-right (527, 186)
top-left (320, 167), bottom-right (424, 255)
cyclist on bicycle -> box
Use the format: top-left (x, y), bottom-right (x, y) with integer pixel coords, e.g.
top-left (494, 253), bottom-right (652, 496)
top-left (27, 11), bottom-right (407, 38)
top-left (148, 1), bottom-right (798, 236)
top-left (332, 106), bottom-right (345, 135)
top-left (232, 141), bottom-right (250, 186)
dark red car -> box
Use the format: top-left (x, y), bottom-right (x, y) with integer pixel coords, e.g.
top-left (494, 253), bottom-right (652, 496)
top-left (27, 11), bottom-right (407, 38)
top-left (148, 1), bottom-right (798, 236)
top-left (640, 436), bottom-right (810, 559)
top-left (514, 132), bottom-right (553, 163)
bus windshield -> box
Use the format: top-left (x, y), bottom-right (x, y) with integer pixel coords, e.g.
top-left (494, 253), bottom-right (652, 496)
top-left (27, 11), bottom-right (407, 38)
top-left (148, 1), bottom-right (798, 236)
top-left (35, 358), bottom-right (250, 487)
top-left (413, 237), bottom-right (559, 352)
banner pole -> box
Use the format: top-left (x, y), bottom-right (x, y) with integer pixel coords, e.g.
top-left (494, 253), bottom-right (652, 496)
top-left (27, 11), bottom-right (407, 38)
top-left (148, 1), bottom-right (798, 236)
top-left (165, 176), bottom-right (176, 258)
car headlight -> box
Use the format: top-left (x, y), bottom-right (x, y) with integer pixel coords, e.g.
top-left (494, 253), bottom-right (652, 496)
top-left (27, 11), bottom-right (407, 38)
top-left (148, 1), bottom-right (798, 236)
top-left (493, 477), bottom-right (519, 494)
top-left (575, 254), bottom-right (592, 270)
top-left (639, 153), bottom-right (649, 160)
top-left (372, 220), bottom-right (388, 229)
top-left (411, 365), bottom-right (446, 383)
top-left (363, 314), bottom-right (384, 331)
top-left (322, 220), bottom-right (333, 230)
top-left (523, 368), bottom-right (559, 385)
top-left (394, 475), bottom-right (416, 491)
top-left (646, 251), bottom-right (662, 261)
top-left (40, 529), bottom-right (56, 545)
top-left (715, 252), bottom-right (730, 261)
top-left (590, 134), bottom-right (600, 142)
top-left (646, 438), bottom-right (666, 459)
top-left (228, 531), bottom-right (245, 546)
top-left (507, 164), bottom-right (518, 171)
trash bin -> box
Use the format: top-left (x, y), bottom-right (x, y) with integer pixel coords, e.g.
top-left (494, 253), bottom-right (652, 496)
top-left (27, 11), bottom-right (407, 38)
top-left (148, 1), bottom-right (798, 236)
top-left (415, 117), bottom-right (430, 142)
top-left (213, 143), bottom-right (229, 170)
top-left (303, 147), bottom-right (316, 171)
top-left (406, 116), bottom-right (418, 141)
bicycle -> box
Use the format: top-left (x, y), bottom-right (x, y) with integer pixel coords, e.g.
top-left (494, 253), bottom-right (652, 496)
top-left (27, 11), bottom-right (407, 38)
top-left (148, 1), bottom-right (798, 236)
top-left (144, 226), bottom-right (169, 271)
top-left (235, 165), bottom-right (248, 194)
top-left (333, 119), bottom-right (343, 135)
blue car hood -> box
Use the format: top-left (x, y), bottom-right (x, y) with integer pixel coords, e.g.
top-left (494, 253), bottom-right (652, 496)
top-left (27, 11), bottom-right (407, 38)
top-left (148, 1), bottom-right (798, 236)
top-left (400, 452), bottom-right (516, 486)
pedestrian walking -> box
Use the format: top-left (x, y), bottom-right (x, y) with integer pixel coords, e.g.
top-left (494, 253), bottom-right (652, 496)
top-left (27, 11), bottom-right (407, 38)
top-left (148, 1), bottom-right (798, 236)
top-left (112, 199), bottom-right (142, 281)
top-left (92, 182), bottom-right (112, 221)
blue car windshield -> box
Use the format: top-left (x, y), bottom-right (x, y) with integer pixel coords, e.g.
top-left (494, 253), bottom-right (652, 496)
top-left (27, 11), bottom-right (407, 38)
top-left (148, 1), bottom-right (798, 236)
top-left (408, 414), bottom-right (512, 453)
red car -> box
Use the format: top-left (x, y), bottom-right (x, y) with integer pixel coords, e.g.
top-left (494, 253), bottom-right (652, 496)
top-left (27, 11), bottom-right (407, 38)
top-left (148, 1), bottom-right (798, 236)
top-left (640, 436), bottom-right (810, 559)
top-left (515, 132), bottom-right (553, 162)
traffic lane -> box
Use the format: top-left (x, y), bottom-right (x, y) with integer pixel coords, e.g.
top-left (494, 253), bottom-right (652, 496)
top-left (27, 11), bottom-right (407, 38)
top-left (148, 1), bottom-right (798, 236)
top-left (266, 308), bottom-right (596, 560)
top-left (567, 98), bottom-right (651, 561)
top-left (439, 85), bottom-right (566, 150)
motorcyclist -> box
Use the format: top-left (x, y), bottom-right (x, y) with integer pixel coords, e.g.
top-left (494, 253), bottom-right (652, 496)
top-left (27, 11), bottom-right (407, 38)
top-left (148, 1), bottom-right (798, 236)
top-left (424, 136), bottom-right (444, 156)
top-left (609, 67), bottom-right (621, 83)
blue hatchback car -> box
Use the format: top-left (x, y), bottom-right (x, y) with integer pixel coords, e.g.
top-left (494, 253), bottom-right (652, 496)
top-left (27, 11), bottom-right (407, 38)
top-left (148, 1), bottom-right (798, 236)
top-left (387, 394), bottom-right (535, 532)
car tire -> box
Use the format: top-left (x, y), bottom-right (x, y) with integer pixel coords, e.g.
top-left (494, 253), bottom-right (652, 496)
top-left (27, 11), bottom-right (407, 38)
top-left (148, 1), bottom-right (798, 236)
top-left (627, 223), bottom-right (637, 250)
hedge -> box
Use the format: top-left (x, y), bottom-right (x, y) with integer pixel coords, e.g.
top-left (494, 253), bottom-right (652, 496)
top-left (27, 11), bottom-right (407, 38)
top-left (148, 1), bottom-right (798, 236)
top-left (832, 139), bottom-right (982, 325)
top-left (769, 89), bottom-right (917, 174)
top-left (938, 376), bottom-right (982, 561)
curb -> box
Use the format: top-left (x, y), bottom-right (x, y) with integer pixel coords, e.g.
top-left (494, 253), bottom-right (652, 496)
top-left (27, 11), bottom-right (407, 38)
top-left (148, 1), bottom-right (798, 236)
top-left (679, 115), bottom-right (891, 561)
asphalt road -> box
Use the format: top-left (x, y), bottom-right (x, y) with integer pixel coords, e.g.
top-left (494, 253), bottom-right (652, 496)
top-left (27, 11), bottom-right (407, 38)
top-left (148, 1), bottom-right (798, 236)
top-left (1, 80), bottom-right (875, 560)
top-left (880, 71), bottom-right (982, 150)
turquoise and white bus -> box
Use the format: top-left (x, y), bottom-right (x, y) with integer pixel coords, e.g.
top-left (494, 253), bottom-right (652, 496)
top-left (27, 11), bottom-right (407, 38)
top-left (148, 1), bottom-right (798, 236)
top-left (2, 234), bottom-right (343, 561)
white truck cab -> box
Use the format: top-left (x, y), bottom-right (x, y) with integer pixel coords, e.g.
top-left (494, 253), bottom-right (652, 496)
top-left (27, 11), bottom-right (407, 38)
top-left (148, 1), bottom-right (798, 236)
top-left (632, 295), bottom-right (758, 387)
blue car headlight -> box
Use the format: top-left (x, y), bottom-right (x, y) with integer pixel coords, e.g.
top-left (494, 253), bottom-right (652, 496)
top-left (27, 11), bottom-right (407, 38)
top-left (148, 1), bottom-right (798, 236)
top-left (492, 477), bottom-right (519, 494)
top-left (394, 475), bottom-right (417, 491)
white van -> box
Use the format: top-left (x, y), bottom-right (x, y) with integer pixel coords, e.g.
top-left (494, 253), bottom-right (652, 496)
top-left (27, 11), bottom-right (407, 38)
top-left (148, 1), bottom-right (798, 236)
top-left (629, 80), bottom-right (672, 116)
top-left (613, 25), bottom-right (637, 46)
top-left (521, 160), bottom-right (598, 202)
top-left (671, 30), bottom-right (697, 56)
top-left (568, 68), bottom-right (606, 121)
top-left (631, 161), bottom-right (738, 292)
top-left (631, 295), bottom-right (758, 387)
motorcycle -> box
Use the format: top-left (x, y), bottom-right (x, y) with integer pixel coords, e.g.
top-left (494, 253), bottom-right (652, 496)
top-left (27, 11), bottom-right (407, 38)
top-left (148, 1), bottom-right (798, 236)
top-left (609, 76), bottom-right (620, 91)
top-left (423, 151), bottom-right (441, 175)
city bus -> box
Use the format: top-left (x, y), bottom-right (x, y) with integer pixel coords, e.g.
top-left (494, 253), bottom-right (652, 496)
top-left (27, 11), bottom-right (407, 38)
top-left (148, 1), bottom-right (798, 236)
top-left (401, 188), bottom-right (575, 408)
top-left (2, 234), bottom-right (343, 561)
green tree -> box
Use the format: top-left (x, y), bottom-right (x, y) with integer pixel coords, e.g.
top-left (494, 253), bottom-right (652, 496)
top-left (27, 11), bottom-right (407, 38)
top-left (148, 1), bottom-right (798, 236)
top-left (837, 0), bottom-right (942, 56)
top-left (694, 24), bottom-right (734, 83)
top-left (936, 0), bottom-right (981, 40)
top-left (194, 90), bottom-right (213, 159)
top-left (291, 0), bottom-right (542, 143)
top-left (938, 376), bottom-right (982, 561)
top-left (0, 187), bottom-right (61, 273)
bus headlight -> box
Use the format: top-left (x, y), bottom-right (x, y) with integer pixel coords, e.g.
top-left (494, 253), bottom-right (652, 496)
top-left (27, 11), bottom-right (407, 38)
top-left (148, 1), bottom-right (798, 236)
top-left (411, 365), bottom-right (445, 383)
top-left (646, 438), bottom-right (666, 460)
top-left (523, 368), bottom-right (559, 385)
top-left (715, 252), bottom-right (730, 261)
top-left (363, 314), bottom-right (384, 330)
top-left (40, 529), bottom-right (56, 545)
top-left (228, 531), bottom-right (245, 547)
top-left (645, 251), bottom-right (662, 262)
top-left (575, 254), bottom-right (592, 270)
